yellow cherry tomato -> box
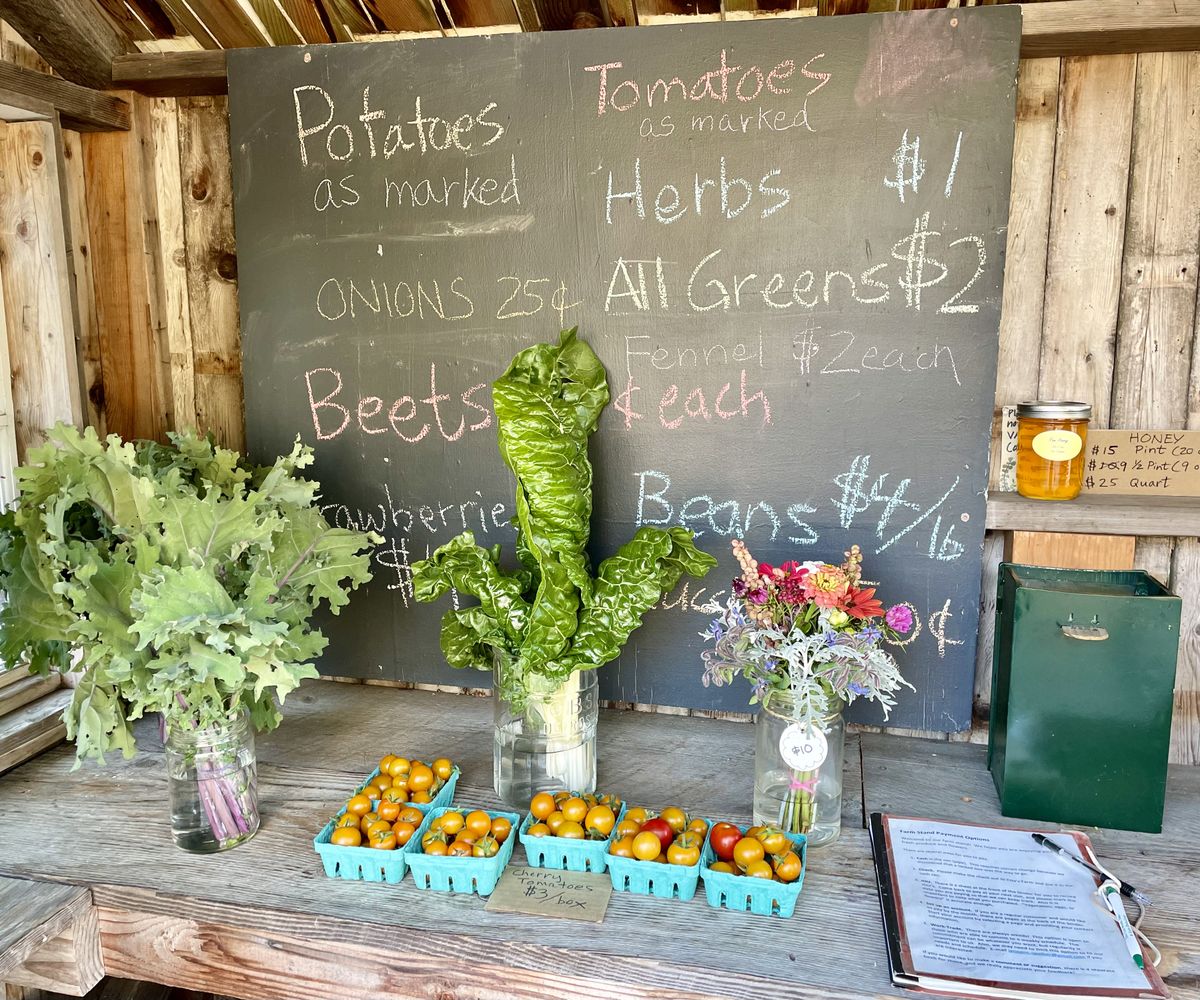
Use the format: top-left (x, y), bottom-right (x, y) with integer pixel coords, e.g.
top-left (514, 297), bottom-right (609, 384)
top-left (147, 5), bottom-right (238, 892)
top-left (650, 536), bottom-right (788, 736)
top-left (774, 850), bottom-right (803, 883)
top-left (733, 837), bottom-right (766, 872)
top-left (585, 805), bottom-right (616, 838)
top-left (465, 810), bottom-right (493, 839)
top-left (530, 792), bottom-right (557, 821)
top-left (609, 835), bottom-right (636, 858)
top-left (527, 822), bottom-right (551, 837)
top-left (632, 831), bottom-right (662, 861)
top-left (709, 860), bottom-right (737, 875)
top-left (345, 794), bottom-right (372, 817)
top-left (744, 859), bottom-right (774, 879)
top-left (616, 818), bottom-right (641, 840)
top-left (439, 811), bottom-right (466, 836)
top-left (560, 797), bottom-right (589, 824)
top-left (330, 826), bottom-right (362, 847)
top-left (659, 806), bottom-right (688, 835)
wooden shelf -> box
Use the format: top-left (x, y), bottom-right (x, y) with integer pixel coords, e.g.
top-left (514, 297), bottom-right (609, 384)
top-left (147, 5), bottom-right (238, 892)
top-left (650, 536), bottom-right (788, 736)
top-left (986, 493), bottom-right (1200, 537)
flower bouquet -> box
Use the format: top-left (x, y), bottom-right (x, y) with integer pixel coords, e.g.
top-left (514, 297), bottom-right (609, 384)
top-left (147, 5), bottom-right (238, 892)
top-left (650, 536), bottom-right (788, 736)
top-left (701, 540), bottom-right (913, 844)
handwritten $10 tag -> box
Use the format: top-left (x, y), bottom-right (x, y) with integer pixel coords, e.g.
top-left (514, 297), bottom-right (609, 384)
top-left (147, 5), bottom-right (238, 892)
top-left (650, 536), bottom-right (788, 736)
top-left (485, 865), bottom-right (613, 923)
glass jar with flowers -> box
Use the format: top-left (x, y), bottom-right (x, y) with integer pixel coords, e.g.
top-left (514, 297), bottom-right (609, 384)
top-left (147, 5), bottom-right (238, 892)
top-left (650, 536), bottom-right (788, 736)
top-left (701, 541), bottom-right (914, 847)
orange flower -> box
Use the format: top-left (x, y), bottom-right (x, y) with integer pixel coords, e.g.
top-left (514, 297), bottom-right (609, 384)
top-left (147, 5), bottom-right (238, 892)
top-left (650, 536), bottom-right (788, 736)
top-left (845, 586), bottom-right (885, 620)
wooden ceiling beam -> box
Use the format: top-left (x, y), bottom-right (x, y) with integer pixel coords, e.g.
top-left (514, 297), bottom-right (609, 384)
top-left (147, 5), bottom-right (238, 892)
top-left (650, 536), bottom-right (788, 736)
top-left (110, 0), bottom-right (1200, 97)
top-left (0, 0), bottom-right (135, 90)
top-left (0, 61), bottom-right (129, 131)
top-left (1020, 0), bottom-right (1200, 56)
top-left (112, 50), bottom-right (228, 96)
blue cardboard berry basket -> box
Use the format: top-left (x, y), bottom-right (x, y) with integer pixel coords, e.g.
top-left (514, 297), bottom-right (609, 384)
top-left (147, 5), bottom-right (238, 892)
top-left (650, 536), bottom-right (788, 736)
top-left (312, 767), bottom-right (459, 883)
top-left (406, 807), bottom-right (521, 896)
top-left (518, 802), bottom-right (627, 873)
top-left (699, 829), bottom-right (807, 917)
top-left (606, 815), bottom-right (710, 901)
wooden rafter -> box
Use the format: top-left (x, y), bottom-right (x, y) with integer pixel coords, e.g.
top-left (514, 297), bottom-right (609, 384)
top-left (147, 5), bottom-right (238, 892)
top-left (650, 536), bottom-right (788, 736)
top-left (0, 0), bottom-right (134, 89)
top-left (0, 61), bottom-right (129, 131)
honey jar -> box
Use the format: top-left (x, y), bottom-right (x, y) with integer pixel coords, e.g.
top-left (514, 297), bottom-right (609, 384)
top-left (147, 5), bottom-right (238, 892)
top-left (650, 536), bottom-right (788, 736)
top-left (1015, 401), bottom-right (1091, 500)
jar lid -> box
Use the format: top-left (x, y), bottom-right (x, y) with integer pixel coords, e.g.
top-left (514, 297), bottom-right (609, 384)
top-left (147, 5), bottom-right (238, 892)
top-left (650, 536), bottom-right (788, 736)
top-left (1016, 400), bottom-right (1092, 419)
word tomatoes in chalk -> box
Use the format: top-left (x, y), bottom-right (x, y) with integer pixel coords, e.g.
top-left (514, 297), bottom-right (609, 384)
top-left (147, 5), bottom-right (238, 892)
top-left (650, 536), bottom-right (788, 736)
top-left (707, 821), bottom-right (803, 883)
top-left (609, 807), bottom-right (707, 866)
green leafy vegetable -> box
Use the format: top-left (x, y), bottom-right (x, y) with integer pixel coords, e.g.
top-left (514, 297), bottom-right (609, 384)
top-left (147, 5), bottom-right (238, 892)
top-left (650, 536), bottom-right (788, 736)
top-left (0, 426), bottom-right (380, 765)
top-left (413, 329), bottom-right (716, 707)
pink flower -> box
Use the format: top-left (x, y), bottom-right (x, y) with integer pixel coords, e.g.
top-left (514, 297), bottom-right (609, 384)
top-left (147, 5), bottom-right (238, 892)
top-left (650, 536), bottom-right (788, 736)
top-left (885, 604), bottom-right (914, 634)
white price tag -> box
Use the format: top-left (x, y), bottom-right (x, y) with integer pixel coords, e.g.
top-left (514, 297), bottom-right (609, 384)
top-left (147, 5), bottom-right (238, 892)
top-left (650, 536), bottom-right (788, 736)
top-left (779, 724), bottom-right (828, 771)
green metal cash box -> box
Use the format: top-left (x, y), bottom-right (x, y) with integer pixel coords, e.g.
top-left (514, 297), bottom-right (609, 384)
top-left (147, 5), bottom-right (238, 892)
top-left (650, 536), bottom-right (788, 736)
top-left (988, 564), bottom-right (1180, 833)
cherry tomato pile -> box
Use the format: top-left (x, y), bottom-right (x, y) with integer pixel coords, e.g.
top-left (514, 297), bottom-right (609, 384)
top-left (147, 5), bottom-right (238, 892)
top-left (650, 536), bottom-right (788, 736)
top-left (326, 754), bottom-right (456, 851)
top-left (419, 810), bottom-right (512, 859)
top-left (707, 821), bottom-right (803, 883)
top-left (525, 790), bottom-right (624, 841)
top-left (608, 806), bottom-right (708, 866)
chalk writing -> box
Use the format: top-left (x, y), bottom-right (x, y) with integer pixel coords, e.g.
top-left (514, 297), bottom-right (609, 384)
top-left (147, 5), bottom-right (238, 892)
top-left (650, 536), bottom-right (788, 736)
top-left (304, 364), bottom-right (491, 443)
top-left (292, 88), bottom-right (505, 167)
top-left (884, 130), bottom-right (925, 203)
top-left (612, 371), bottom-right (771, 430)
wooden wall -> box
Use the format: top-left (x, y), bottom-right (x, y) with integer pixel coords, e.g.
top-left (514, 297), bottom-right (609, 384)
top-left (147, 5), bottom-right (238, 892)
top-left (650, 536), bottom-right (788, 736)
top-left (974, 50), bottom-right (1200, 766)
top-left (1, 30), bottom-right (1198, 763)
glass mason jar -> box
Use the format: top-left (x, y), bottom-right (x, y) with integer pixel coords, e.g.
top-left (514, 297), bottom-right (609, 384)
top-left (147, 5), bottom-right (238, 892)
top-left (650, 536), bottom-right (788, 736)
top-left (753, 693), bottom-right (846, 848)
top-left (1016, 400), bottom-right (1092, 501)
top-left (164, 713), bottom-right (260, 853)
top-left (493, 651), bottom-right (599, 807)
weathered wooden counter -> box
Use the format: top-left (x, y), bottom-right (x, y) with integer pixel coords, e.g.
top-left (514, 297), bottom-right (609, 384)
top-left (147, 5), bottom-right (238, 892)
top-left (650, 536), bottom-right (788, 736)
top-left (0, 680), bottom-right (1197, 1000)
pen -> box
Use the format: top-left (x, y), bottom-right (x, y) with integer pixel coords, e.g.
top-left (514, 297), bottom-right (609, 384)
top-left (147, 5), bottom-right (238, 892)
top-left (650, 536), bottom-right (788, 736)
top-left (1100, 881), bottom-right (1145, 970)
top-left (1031, 834), bottom-right (1151, 907)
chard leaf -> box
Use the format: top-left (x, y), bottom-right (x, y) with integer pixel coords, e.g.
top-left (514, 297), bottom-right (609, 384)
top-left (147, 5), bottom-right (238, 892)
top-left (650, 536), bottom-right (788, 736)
top-left (439, 606), bottom-right (511, 671)
top-left (560, 527), bottom-right (718, 671)
top-left (412, 532), bottom-right (529, 642)
top-left (492, 328), bottom-right (607, 603)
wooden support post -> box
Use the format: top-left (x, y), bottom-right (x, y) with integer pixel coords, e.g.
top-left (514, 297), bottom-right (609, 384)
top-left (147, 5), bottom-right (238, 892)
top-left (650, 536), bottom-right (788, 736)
top-left (178, 97), bottom-right (244, 450)
top-left (0, 0), bottom-right (134, 90)
top-left (0, 120), bottom-right (85, 458)
top-left (80, 95), bottom-right (173, 443)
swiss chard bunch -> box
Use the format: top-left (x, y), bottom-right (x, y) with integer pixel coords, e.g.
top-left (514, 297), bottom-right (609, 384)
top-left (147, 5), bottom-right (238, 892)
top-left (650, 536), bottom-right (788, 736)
top-left (412, 329), bottom-right (716, 705)
top-left (0, 426), bottom-right (379, 764)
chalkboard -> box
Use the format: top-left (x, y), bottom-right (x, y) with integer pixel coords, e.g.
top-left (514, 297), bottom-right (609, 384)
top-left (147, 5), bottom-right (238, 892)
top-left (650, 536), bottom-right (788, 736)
top-left (227, 7), bottom-right (1021, 731)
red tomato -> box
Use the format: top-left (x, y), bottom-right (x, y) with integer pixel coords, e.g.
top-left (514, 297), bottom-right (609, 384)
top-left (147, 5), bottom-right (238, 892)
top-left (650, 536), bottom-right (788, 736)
top-left (640, 817), bottom-right (675, 852)
top-left (709, 822), bottom-right (743, 862)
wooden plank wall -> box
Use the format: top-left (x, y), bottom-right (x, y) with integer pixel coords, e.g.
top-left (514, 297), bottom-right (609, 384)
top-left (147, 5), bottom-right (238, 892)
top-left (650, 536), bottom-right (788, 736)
top-left (1, 31), bottom-right (1198, 762)
top-left (973, 50), bottom-right (1200, 765)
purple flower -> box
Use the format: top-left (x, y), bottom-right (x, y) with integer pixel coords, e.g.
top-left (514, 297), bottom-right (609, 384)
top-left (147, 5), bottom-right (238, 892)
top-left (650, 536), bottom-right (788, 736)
top-left (860, 626), bottom-right (882, 645)
top-left (848, 682), bottom-right (869, 696)
top-left (886, 604), bottom-right (914, 634)
top-left (732, 579), bottom-right (748, 597)
top-left (823, 630), bottom-right (840, 648)
top-left (748, 588), bottom-right (769, 605)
